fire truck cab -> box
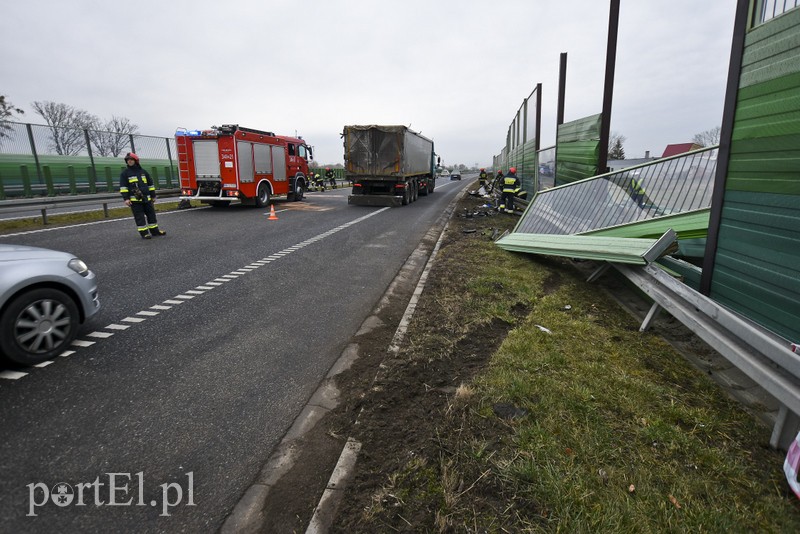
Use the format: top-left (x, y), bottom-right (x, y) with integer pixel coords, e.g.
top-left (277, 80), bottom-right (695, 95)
top-left (176, 124), bottom-right (313, 207)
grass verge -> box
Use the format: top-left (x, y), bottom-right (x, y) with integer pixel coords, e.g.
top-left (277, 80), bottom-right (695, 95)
top-left (0, 201), bottom-right (182, 234)
top-left (345, 191), bottom-right (800, 532)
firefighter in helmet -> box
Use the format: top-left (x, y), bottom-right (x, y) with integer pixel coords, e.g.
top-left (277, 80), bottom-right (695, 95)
top-left (478, 168), bottom-right (488, 189)
top-left (314, 171), bottom-right (325, 191)
top-left (325, 167), bottom-right (336, 189)
top-left (500, 167), bottom-right (520, 214)
top-left (120, 152), bottom-right (166, 239)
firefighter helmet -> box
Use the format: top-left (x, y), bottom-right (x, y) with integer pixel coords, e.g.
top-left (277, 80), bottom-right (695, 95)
top-left (124, 152), bottom-right (139, 163)
top-left (509, 167), bottom-right (517, 174)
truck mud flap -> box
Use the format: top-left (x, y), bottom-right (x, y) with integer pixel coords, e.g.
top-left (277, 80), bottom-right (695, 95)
top-left (348, 195), bottom-right (403, 207)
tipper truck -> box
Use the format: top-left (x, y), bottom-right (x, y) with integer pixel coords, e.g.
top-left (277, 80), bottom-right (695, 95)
top-left (344, 125), bottom-right (438, 207)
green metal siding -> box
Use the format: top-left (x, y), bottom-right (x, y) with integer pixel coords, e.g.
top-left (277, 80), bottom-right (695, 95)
top-left (710, 7), bottom-right (800, 342)
top-left (555, 114), bottom-right (601, 184)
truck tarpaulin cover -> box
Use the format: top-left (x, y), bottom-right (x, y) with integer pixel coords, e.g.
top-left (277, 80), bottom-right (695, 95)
top-left (344, 125), bottom-right (433, 177)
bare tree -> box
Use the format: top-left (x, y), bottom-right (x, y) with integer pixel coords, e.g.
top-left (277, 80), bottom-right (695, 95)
top-left (692, 126), bottom-right (721, 147)
top-left (608, 131), bottom-right (626, 160)
top-left (0, 94), bottom-right (24, 144)
top-left (31, 101), bottom-right (97, 155)
top-left (89, 116), bottom-right (139, 157)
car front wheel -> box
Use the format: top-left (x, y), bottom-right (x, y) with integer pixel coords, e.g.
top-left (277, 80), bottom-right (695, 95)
top-left (0, 288), bottom-right (80, 365)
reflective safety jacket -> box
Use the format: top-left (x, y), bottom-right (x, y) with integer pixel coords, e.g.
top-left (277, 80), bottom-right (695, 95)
top-left (325, 169), bottom-right (335, 179)
top-left (503, 173), bottom-right (520, 193)
top-left (629, 178), bottom-right (646, 195)
top-left (120, 166), bottom-right (156, 202)
top-left (479, 171), bottom-right (487, 182)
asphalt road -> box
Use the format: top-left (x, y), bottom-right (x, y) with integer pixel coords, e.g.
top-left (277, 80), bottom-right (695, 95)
top-left (0, 178), bottom-right (470, 532)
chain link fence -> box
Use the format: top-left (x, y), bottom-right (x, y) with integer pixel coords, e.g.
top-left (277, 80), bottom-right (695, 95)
top-left (0, 121), bottom-right (177, 198)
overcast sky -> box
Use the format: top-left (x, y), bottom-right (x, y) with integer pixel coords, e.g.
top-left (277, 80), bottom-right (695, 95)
top-left (2, 1), bottom-right (735, 167)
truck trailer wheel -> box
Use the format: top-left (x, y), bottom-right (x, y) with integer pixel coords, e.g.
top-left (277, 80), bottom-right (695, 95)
top-left (255, 183), bottom-right (270, 208)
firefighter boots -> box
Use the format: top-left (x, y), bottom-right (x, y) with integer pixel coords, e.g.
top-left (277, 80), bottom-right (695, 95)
top-left (150, 228), bottom-right (167, 237)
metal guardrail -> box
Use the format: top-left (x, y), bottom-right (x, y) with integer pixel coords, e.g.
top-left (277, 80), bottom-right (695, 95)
top-left (0, 188), bottom-right (181, 224)
top-left (591, 262), bottom-right (800, 450)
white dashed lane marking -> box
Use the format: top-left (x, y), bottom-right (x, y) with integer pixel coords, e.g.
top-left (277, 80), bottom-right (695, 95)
top-left (1, 208), bottom-right (390, 380)
top-left (86, 331), bottom-right (114, 339)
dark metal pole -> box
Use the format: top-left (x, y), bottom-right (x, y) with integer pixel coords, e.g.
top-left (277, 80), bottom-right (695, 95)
top-left (522, 98), bottom-right (528, 145)
top-left (557, 53), bottom-right (567, 126)
top-left (555, 54), bottom-right (568, 188)
top-left (700, 0), bottom-right (751, 295)
top-left (26, 123), bottom-right (44, 185)
top-left (84, 129), bottom-right (96, 174)
top-left (598, 0), bottom-right (621, 175)
top-left (535, 83), bottom-right (542, 151)
top-left (129, 134), bottom-right (136, 154)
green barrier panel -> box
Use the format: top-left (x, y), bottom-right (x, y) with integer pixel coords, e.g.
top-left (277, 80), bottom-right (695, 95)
top-left (68, 166), bottom-right (77, 194)
top-left (151, 167), bottom-right (160, 189)
top-left (0, 170), bottom-right (5, 200)
top-left (105, 167), bottom-right (114, 192)
top-left (43, 166), bottom-right (55, 196)
top-left (88, 166), bottom-right (97, 194)
top-left (21, 165), bottom-right (32, 196)
top-left (163, 166), bottom-right (172, 188)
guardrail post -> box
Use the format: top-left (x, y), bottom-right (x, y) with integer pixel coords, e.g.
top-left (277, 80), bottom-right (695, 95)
top-left (67, 166), bottom-right (77, 194)
top-left (40, 207), bottom-right (48, 225)
top-left (20, 165), bottom-right (32, 196)
top-left (105, 167), bottom-right (114, 192)
top-left (43, 166), bottom-right (55, 196)
top-left (102, 202), bottom-right (109, 218)
top-left (87, 166), bottom-right (97, 194)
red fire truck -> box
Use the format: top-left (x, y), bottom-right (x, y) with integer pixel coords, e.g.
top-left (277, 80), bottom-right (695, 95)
top-left (176, 124), bottom-right (313, 207)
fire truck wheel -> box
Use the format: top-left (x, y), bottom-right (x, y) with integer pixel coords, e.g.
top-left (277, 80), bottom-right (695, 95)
top-left (293, 180), bottom-right (305, 201)
top-left (255, 183), bottom-right (271, 208)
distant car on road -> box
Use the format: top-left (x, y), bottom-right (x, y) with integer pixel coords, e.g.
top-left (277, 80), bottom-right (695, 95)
top-left (450, 171), bottom-right (462, 180)
top-left (0, 244), bottom-right (100, 365)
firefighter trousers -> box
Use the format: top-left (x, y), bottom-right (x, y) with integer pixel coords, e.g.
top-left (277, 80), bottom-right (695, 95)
top-left (130, 201), bottom-right (160, 236)
top-left (501, 192), bottom-right (515, 213)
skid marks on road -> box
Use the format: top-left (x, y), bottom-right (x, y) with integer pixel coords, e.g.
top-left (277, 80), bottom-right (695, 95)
top-left (1, 208), bottom-right (389, 381)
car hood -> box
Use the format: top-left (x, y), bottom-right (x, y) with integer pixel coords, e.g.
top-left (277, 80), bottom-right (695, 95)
top-left (0, 244), bottom-right (75, 263)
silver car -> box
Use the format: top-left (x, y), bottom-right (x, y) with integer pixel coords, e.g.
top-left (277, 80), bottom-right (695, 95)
top-left (0, 244), bottom-right (100, 365)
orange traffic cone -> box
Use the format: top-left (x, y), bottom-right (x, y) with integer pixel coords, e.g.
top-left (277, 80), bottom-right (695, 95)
top-left (268, 204), bottom-right (278, 220)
